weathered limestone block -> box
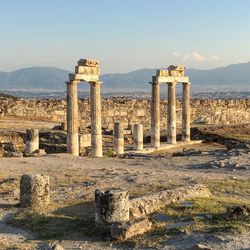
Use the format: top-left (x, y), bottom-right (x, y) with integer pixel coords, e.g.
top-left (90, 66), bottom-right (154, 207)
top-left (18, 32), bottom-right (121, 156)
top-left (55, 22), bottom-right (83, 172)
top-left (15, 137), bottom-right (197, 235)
top-left (95, 189), bottom-right (130, 229)
top-left (25, 129), bottom-right (39, 154)
top-left (69, 73), bottom-right (99, 82)
top-left (77, 59), bottom-right (99, 67)
top-left (79, 133), bottom-right (91, 148)
top-left (110, 217), bottom-right (152, 241)
top-left (130, 184), bottom-right (211, 219)
top-left (20, 174), bottom-right (50, 209)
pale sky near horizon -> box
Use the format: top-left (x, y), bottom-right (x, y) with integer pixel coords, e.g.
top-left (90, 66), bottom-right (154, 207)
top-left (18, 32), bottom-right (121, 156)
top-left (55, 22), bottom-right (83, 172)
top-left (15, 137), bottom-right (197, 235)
top-left (1, 0), bottom-right (250, 74)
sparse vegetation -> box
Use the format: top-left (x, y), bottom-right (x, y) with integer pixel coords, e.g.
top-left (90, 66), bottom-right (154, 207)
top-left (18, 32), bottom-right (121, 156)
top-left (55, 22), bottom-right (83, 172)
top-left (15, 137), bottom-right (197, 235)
top-left (105, 148), bottom-right (116, 157)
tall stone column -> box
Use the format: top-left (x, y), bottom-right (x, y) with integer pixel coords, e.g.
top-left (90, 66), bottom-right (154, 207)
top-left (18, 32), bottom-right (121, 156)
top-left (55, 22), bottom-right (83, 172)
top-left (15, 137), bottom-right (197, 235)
top-left (151, 76), bottom-right (160, 148)
top-left (113, 122), bottom-right (124, 155)
top-left (90, 81), bottom-right (103, 157)
top-left (167, 82), bottom-right (177, 144)
top-left (66, 81), bottom-right (79, 156)
top-left (182, 82), bottom-right (191, 142)
top-left (25, 129), bottom-right (39, 154)
top-left (134, 124), bottom-right (143, 150)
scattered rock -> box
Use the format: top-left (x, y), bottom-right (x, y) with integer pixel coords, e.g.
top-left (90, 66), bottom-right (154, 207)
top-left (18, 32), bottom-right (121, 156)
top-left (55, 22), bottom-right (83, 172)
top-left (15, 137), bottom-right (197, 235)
top-left (225, 140), bottom-right (250, 150)
top-left (180, 201), bottom-right (194, 208)
top-left (166, 220), bottom-right (195, 229)
top-left (225, 205), bottom-right (250, 220)
top-left (3, 151), bottom-right (23, 157)
top-left (24, 149), bottom-right (46, 157)
top-left (191, 243), bottom-right (212, 250)
top-left (110, 217), bottom-right (152, 241)
top-left (172, 149), bottom-right (202, 157)
top-left (37, 243), bottom-right (64, 250)
top-left (83, 181), bottom-right (96, 187)
top-left (152, 213), bottom-right (172, 222)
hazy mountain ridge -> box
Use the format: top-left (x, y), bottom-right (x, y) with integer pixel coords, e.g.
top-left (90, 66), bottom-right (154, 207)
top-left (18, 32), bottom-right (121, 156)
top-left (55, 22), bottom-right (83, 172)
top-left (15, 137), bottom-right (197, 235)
top-left (0, 62), bottom-right (250, 91)
top-left (0, 67), bottom-right (70, 91)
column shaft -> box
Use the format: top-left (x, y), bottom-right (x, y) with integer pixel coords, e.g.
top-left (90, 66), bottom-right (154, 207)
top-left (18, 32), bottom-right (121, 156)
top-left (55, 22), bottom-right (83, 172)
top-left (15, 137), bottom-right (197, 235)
top-left (182, 82), bottom-right (191, 142)
top-left (151, 76), bottom-right (160, 148)
top-left (134, 124), bottom-right (143, 150)
top-left (113, 122), bottom-right (124, 155)
top-left (66, 81), bottom-right (79, 156)
top-left (25, 129), bottom-right (39, 153)
top-left (167, 82), bottom-right (177, 144)
top-left (90, 81), bottom-right (103, 157)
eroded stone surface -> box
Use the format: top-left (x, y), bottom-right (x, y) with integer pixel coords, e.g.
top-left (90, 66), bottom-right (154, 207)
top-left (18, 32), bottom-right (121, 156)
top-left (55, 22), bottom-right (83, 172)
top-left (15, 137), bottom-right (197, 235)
top-left (110, 217), bottom-right (152, 241)
top-left (130, 184), bottom-right (211, 218)
top-left (20, 174), bottom-right (50, 209)
top-left (95, 189), bottom-right (129, 229)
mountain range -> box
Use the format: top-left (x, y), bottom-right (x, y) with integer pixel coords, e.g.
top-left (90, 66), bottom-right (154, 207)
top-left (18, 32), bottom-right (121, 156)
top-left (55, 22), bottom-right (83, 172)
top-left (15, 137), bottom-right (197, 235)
top-left (0, 62), bottom-right (250, 92)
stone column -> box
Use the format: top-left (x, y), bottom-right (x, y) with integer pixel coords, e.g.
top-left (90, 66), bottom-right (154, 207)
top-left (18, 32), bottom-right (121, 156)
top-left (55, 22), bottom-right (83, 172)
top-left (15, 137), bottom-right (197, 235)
top-left (90, 81), bottom-right (103, 157)
top-left (95, 189), bottom-right (129, 230)
top-left (182, 82), bottom-right (191, 142)
top-left (167, 82), bottom-right (177, 144)
top-left (66, 81), bottom-right (79, 156)
top-left (134, 124), bottom-right (143, 150)
top-left (113, 122), bottom-right (124, 155)
top-left (20, 174), bottom-right (50, 209)
top-left (25, 129), bottom-right (39, 153)
top-left (151, 76), bottom-right (160, 148)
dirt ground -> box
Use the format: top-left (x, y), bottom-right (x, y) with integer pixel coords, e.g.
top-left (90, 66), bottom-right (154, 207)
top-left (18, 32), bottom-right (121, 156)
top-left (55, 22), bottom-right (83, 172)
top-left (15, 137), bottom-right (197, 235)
top-left (0, 120), bottom-right (250, 249)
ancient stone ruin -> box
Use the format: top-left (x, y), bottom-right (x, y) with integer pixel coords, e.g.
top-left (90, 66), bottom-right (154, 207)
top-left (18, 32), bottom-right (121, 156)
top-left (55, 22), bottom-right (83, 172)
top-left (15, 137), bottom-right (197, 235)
top-left (151, 65), bottom-right (190, 148)
top-left (20, 174), bottom-right (50, 209)
top-left (66, 59), bottom-right (102, 157)
top-left (66, 60), bottom-right (193, 156)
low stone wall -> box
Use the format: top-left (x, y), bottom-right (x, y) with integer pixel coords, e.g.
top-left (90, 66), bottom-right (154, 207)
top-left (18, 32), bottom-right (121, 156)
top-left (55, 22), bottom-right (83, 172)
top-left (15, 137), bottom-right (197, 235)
top-left (0, 98), bottom-right (249, 129)
top-left (0, 132), bottom-right (25, 154)
top-left (130, 184), bottom-right (211, 219)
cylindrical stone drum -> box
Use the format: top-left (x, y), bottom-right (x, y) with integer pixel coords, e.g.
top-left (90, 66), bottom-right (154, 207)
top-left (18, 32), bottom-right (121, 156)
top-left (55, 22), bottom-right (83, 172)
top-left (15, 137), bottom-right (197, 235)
top-left (20, 174), bottom-right (50, 209)
top-left (25, 129), bottom-right (39, 154)
top-left (134, 124), bottom-right (143, 151)
top-left (94, 189), bottom-right (129, 230)
top-left (113, 122), bottom-right (124, 155)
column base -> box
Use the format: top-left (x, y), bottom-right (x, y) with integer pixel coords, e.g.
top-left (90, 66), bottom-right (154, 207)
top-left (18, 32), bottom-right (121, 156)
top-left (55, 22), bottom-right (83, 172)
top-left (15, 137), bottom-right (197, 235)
top-left (91, 134), bottom-right (103, 157)
top-left (67, 133), bottom-right (79, 156)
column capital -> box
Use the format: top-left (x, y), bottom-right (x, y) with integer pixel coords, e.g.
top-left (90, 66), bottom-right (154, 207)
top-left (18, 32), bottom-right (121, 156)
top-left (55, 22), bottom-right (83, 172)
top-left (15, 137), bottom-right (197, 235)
top-left (89, 81), bottom-right (102, 86)
top-left (182, 82), bottom-right (191, 85)
top-left (149, 76), bottom-right (160, 85)
top-left (65, 80), bottom-right (79, 85)
top-left (167, 81), bottom-right (177, 86)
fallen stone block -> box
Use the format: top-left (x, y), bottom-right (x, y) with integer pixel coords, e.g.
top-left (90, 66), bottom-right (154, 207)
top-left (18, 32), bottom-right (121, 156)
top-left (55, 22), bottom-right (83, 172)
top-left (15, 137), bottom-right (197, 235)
top-left (110, 217), bottom-right (152, 241)
top-left (130, 184), bottom-right (211, 219)
top-left (24, 149), bottom-right (46, 157)
top-left (95, 189), bottom-right (130, 230)
top-left (20, 174), bottom-right (50, 209)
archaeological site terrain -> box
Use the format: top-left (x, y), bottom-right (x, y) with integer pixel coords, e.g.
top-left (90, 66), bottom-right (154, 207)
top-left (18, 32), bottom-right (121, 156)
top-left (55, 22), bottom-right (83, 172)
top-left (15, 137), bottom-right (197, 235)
top-left (0, 60), bottom-right (249, 250)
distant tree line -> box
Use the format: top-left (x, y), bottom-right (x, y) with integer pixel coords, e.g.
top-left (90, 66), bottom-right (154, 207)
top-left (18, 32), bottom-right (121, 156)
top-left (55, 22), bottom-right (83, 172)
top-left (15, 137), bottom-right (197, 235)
top-left (0, 92), bottom-right (19, 100)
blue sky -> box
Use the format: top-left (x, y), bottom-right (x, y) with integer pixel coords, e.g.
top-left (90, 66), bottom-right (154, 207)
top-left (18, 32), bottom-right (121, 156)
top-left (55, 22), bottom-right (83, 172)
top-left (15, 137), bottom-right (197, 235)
top-left (1, 0), bottom-right (250, 73)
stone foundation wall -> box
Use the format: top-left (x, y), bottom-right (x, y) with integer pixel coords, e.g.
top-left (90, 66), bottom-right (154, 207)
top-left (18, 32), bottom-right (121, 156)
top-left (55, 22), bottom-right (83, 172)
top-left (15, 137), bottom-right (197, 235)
top-left (0, 98), bottom-right (249, 129)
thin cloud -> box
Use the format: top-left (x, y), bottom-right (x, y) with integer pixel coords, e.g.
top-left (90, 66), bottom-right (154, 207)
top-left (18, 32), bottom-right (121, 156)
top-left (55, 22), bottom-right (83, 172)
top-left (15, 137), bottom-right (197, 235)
top-left (173, 51), bottom-right (220, 63)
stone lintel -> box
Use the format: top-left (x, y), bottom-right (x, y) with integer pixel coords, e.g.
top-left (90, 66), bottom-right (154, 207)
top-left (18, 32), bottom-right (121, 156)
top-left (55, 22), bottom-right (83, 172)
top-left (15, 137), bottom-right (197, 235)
top-left (69, 73), bottom-right (99, 82)
top-left (75, 65), bottom-right (100, 75)
top-left (77, 59), bottom-right (99, 67)
top-left (157, 76), bottom-right (189, 83)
